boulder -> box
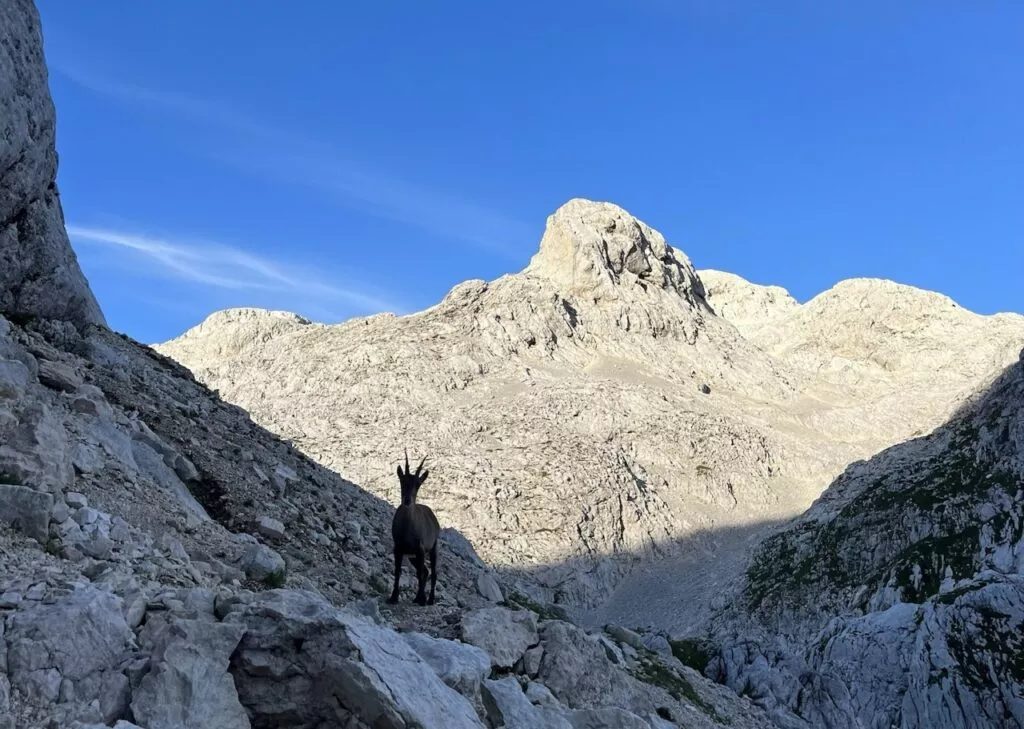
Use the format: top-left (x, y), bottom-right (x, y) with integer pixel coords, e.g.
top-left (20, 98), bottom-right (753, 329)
top-left (482, 676), bottom-right (573, 729)
top-left (224, 589), bottom-right (484, 729)
top-left (0, 483), bottom-right (52, 542)
top-left (256, 515), bottom-right (285, 540)
top-left (5, 586), bottom-right (133, 711)
top-left (605, 626), bottom-right (644, 650)
top-left (461, 607), bottom-right (539, 669)
top-left (37, 359), bottom-right (83, 392)
top-left (402, 631), bottom-right (491, 699)
top-left (131, 617), bottom-right (249, 729)
top-left (65, 491), bottom-right (89, 509)
top-left (237, 542), bottom-right (286, 581)
top-left (0, 358), bottom-right (30, 399)
top-left (477, 571), bottom-right (504, 602)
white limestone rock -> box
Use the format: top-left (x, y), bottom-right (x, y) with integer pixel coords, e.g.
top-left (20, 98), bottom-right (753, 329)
top-left (224, 589), bottom-right (484, 729)
top-left (402, 631), bottom-right (492, 700)
top-left (461, 606), bottom-right (539, 669)
top-left (131, 617), bottom-right (250, 729)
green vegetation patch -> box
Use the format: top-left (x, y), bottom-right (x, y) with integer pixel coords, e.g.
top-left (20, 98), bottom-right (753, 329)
top-left (669, 638), bottom-right (715, 674)
top-left (631, 655), bottom-right (728, 725)
top-left (744, 417), bottom-right (1023, 611)
top-left (262, 568), bottom-right (287, 589)
top-left (504, 589), bottom-right (567, 622)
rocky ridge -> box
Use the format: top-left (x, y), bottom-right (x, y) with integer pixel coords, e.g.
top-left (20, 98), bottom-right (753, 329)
top-left (157, 212), bottom-right (1024, 624)
top-left (0, 1), bottom-right (775, 726)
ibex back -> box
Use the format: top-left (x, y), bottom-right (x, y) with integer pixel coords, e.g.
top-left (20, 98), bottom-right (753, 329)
top-left (388, 450), bottom-right (440, 606)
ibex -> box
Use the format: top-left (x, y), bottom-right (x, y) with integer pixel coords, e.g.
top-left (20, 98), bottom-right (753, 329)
top-left (388, 450), bottom-right (440, 606)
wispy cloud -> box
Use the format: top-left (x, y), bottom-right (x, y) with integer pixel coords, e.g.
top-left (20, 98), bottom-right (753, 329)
top-left (67, 225), bottom-right (402, 315)
top-left (54, 64), bottom-right (537, 257)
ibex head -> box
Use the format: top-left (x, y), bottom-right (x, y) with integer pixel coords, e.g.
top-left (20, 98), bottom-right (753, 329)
top-left (396, 449), bottom-right (429, 507)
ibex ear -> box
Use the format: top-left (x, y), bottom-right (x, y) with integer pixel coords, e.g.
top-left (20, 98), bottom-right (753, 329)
top-left (396, 465), bottom-right (404, 479)
top-left (419, 469), bottom-right (429, 484)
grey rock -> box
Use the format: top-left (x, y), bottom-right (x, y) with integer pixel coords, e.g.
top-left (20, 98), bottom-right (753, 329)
top-left (477, 571), bottom-right (504, 602)
top-left (597, 636), bottom-right (625, 665)
top-left (0, 0), bottom-right (105, 329)
top-left (482, 676), bottom-right (573, 729)
top-left (563, 707), bottom-right (653, 729)
top-left (123, 593), bottom-right (148, 630)
top-left (403, 631), bottom-right (492, 699)
top-left (526, 680), bottom-right (560, 707)
top-left (65, 491), bottom-right (89, 509)
top-left (131, 618), bottom-right (250, 729)
top-left (0, 483), bottom-right (53, 542)
top-left (99, 670), bottom-right (131, 724)
top-left (237, 542), bottom-right (285, 581)
top-left (172, 454), bottom-right (199, 483)
top-left (641, 634), bottom-right (672, 658)
top-left (37, 359), bottom-right (83, 392)
top-left (0, 358), bottom-right (30, 399)
top-left (225, 589), bottom-right (484, 728)
top-left (344, 519), bottom-right (363, 543)
top-left (256, 515), bottom-right (285, 540)
top-left (605, 626), bottom-right (644, 650)
top-left (50, 499), bottom-right (71, 524)
top-left (0, 674), bottom-right (10, 715)
top-left (78, 533), bottom-right (114, 560)
top-left (461, 606), bottom-right (539, 669)
top-left (522, 645), bottom-right (544, 677)
top-left (109, 516), bottom-right (131, 543)
top-left (271, 464), bottom-right (298, 497)
top-left (73, 506), bottom-right (100, 525)
top-left (5, 586), bottom-right (133, 709)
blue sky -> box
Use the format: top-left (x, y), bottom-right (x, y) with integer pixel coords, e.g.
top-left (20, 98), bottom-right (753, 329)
top-left (37, 1), bottom-right (1024, 344)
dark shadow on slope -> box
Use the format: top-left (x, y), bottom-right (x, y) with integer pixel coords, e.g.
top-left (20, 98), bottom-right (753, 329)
top-left (734, 357), bottom-right (1024, 620)
top-left (42, 321), bottom-right (798, 641)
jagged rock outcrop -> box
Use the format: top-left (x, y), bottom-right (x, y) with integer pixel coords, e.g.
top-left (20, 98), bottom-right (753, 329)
top-left (0, 0), bottom-right (105, 329)
top-left (705, 359), bottom-right (1024, 728)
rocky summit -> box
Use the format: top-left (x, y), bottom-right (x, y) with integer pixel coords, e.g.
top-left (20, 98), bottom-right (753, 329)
top-left (2, 0), bottom-right (1024, 727)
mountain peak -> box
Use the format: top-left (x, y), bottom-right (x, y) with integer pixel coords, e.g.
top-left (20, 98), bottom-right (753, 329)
top-left (524, 198), bottom-right (707, 306)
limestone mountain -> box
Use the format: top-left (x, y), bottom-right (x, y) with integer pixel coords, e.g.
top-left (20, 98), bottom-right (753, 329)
top-left (158, 204), bottom-right (1024, 622)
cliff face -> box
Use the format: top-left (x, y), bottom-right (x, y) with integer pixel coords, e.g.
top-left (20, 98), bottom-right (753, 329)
top-left (0, 0), bottom-right (104, 329)
top-left (706, 356), bottom-right (1024, 728)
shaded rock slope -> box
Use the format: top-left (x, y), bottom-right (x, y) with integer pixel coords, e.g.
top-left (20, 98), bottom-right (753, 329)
top-left (704, 354), bottom-right (1024, 728)
top-left (0, 1), bottom-right (774, 727)
top-left (158, 213), bottom-right (1024, 623)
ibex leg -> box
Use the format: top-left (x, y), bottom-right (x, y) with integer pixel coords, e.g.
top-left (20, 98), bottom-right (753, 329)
top-left (387, 550), bottom-right (403, 604)
top-left (412, 549), bottom-right (428, 606)
top-left (428, 544), bottom-right (438, 605)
